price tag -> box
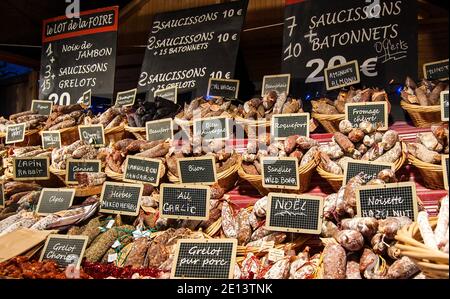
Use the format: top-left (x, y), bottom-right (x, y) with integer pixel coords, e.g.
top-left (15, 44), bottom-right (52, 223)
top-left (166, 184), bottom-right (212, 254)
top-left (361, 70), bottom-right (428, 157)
top-left (5, 123), bottom-right (26, 144)
top-left (36, 188), bottom-right (75, 215)
top-left (441, 91), bottom-right (449, 122)
top-left (345, 102), bottom-right (389, 130)
top-left (78, 124), bottom-right (105, 147)
top-left (324, 60), bottom-right (360, 91)
top-left (100, 182), bottom-right (143, 216)
top-left (262, 74), bottom-right (291, 96)
top-left (193, 117), bottom-right (230, 141)
top-left (271, 113), bottom-right (309, 140)
top-left (145, 118), bottom-right (173, 142)
top-left (423, 59), bottom-right (449, 81)
top-left (13, 157), bottom-right (50, 181)
top-left (115, 88), bottom-right (137, 107)
top-left (40, 235), bottom-right (88, 268)
top-left (160, 184), bottom-right (210, 221)
top-left (123, 156), bottom-right (162, 186)
top-left (108, 253), bottom-right (118, 263)
top-left (261, 157), bottom-right (300, 190)
top-left (343, 160), bottom-right (394, 185)
top-left (65, 159), bottom-right (101, 184)
top-left (154, 86), bottom-right (178, 104)
top-left (443, 155), bottom-right (449, 191)
top-left (80, 89), bottom-right (92, 108)
top-left (207, 78), bottom-right (240, 99)
top-left (31, 100), bottom-right (53, 116)
top-left (177, 156), bottom-right (217, 185)
top-left (268, 248), bottom-right (285, 262)
top-left (41, 131), bottom-right (61, 149)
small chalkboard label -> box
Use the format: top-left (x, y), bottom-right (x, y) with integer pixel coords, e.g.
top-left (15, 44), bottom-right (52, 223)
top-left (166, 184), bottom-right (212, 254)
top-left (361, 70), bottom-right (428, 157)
top-left (31, 100), bottom-right (53, 116)
top-left (78, 124), bottom-right (105, 147)
top-left (324, 60), bottom-right (360, 91)
top-left (423, 59), bottom-right (449, 81)
top-left (345, 102), bottom-right (388, 130)
top-left (193, 117), bottom-right (230, 141)
top-left (207, 78), bottom-right (240, 99)
top-left (5, 123), bottom-right (26, 144)
top-left (146, 118), bottom-right (173, 142)
top-left (443, 155), bottom-right (449, 191)
top-left (123, 156), bottom-right (162, 186)
top-left (441, 91), bottom-right (449, 122)
top-left (271, 113), bottom-right (310, 140)
top-left (171, 239), bottom-right (237, 279)
top-left (80, 89), bottom-right (92, 108)
top-left (343, 160), bottom-right (395, 185)
top-left (261, 157), bottom-right (300, 190)
top-left (115, 88), bottom-right (137, 107)
top-left (177, 156), bottom-right (217, 185)
top-left (266, 193), bottom-right (323, 234)
top-left (65, 159), bottom-right (101, 184)
top-left (13, 157), bottom-right (50, 181)
top-left (36, 188), bottom-right (75, 215)
top-left (0, 181), bottom-right (4, 208)
top-left (262, 74), bottom-right (291, 97)
top-left (100, 182), bottom-right (143, 216)
top-left (356, 182), bottom-right (418, 221)
top-left (154, 87), bottom-right (178, 104)
top-left (41, 131), bottom-right (61, 149)
top-left (160, 184), bottom-right (210, 221)
top-left (40, 235), bottom-right (88, 268)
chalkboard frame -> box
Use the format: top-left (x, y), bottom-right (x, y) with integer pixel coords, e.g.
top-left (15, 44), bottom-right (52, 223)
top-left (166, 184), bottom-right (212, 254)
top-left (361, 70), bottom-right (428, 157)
top-left (343, 160), bottom-right (394, 185)
top-left (145, 118), bottom-right (174, 142)
top-left (271, 112), bottom-right (310, 140)
top-left (31, 100), bottom-right (53, 116)
top-left (160, 184), bottom-right (211, 221)
top-left (36, 188), bottom-right (75, 216)
top-left (356, 182), bottom-right (419, 221)
top-left (154, 86), bottom-right (178, 104)
top-left (115, 88), bottom-right (137, 107)
top-left (78, 124), bottom-right (105, 147)
top-left (324, 60), bottom-right (360, 91)
top-left (65, 159), bottom-right (102, 184)
top-left (441, 91), bottom-right (449, 122)
top-left (39, 234), bottom-right (88, 269)
top-left (177, 156), bottom-right (217, 185)
top-left (13, 156), bottom-right (50, 181)
top-left (193, 116), bottom-right (231, 141)
top-left (207, 78), bottom-right (240, 99)
top-left (423, 59), bottom-right (449, 81)
top-left (0, 181), bottom-right (4, 208)
top-left (41, 130), bottom-right (62, 149)
top-left (443, 155), bottom-right (449, 191)
top-left (5, 123), bottom-right (26, 144)
top-left (345, 101), bottom-right (389, 131)
top-left (261, 157), bottom-right (300, 190)
top-left (261, 74), bottom-right (291, 97)
top-left (266, 193), bottom-right (323, 234)
top-left (171, 238), bottom-right (237, 279)
top-left (99, 182), bottom-right (144, 216)
top-left (123, 156), bottom-right (162, 186)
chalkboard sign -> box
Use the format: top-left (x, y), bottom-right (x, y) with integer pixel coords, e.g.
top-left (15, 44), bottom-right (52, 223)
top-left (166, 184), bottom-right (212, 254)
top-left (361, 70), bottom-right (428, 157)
top-left (441, 91), bottom-right (449, 122)
top-left (324, 60), bottom-right (360, 91)
top-left (78, 124), bottom-right (105, 146)
top-left (262, 74), bottom-right (291, 96)
top-left (443, 155), bottom-right (449, 191)
top-left (193, 117), bottom-right (230, 141)
top-left (271, 113), bottom-right (310, 140)
top-left (65, 159), bottom-right (101, 184)
top-left (343, 160), bottom-right (394, 185)
top-left (115, 88), bottom-right (137, 107)
top-left (266, 193), bottom-right (323, 234)
top-left (160, 184), bottom-right (210, 220)
top-left (100, 182), bottom-right (143, 216)
top-left (154, 87), bottom-right (178, 104)
top-left (261, 157), bottom-right (300, 190)
top-left (346, 102), bottom-right (389, 130)
top-left (207, 78), bottom-right (240, 99)
top-left (39, 6), bottom-right (118, 105)
top-left (13, 157), bottom-right (50, 181)
top-left (138, 1), bottom-right (248, 99)
top-left (423, 59), bottom-right (449, 81)
top-left (0, 181), bottom-right (4, 208)
top-left (123, 156), bottom-right (162, 186)
top-left (172, 239), bottom-right (237, 279)
top-left (41, 131), bottom-right (61, 149)
top-left (356, 182), bottom-right (418, 221)
top-left (40, 235), bottom-right (88, 268)
top-left (282, 0), bottom-right (417, 97)
top-left (146, 118), bottom-right (173, 142)
top-left (177, 156), bottom-right (217, 185)
top-left (5, 123), bottom-right (26, 144)
top-left (36, 188), bottom-right (75, 215)
top-left (31, 100), bottom-right (53, 116)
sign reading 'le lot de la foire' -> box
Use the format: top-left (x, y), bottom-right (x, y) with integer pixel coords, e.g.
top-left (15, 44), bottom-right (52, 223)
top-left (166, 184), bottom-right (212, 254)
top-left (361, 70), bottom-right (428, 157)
top-left (39, 6), bottom-right (118, 105)
top-left (282, 0), bottom-right (417, 96)
top-left (138, 1), bottom-right (248, 99)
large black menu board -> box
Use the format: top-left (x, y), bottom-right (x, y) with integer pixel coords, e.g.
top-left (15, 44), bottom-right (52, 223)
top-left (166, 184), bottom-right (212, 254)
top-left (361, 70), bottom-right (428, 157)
top-left (138, 1), bottom-right (248, 100)
top-left (282, 0), bottom-right (417, 96)
top-left (39, 6), bottom-right (118, 105)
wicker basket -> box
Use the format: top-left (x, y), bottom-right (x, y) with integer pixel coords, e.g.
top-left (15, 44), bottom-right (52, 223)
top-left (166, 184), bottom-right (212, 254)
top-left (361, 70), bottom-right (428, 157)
top-left (234, 117), bottom-right (270, 138)
top-left (0, 129), bottom-right (41, 147)
top-left (238, 154), bottom-right (319, 196)
top-left (400, 101), bottom-right (443, 128)
top-left (395, 217), bottom-right (449, 279)
top-left (317, 142), bottom-right (408, 192)
top-left (105, 167), bottom-right (124, 181)
top-left (124, 125), bottom-right (146, 140)
top-left (49, 165), bottom-right (66, 177)
top-left (408, 154), bottom-right (444, 190)
top-left (105, 125), bottom-right (126, 145)
top-left (72, 184), bottom-right (104, 197)
top-left (58, 126), bottom-right (80, 146)
top-left (311, 113), bottom-right (345, 133)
